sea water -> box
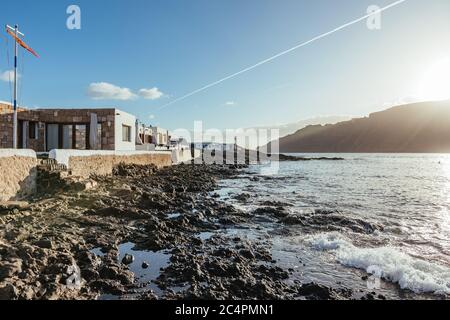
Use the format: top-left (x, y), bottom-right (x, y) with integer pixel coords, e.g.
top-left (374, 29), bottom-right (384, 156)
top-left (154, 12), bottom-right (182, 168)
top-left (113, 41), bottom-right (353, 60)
top-left (217, 154), bottom-right (450, 299)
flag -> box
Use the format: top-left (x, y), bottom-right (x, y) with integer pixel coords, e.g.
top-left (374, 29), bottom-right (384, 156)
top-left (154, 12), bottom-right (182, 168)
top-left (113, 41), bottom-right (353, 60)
top-left (6, 28), bottom-right (39, 58)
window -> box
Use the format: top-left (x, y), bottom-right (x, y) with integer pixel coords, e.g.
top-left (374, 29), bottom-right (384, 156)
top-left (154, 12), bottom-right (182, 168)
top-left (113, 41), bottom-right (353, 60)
top-left (29, 122), bottom-right (38, 140)
top-left (62, 125), bottom-right (73, 149)
top-left (122, 125), bottom-right (131, 142)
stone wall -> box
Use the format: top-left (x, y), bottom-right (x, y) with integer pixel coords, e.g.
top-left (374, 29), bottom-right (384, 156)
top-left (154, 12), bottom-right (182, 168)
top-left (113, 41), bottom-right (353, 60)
top-left (0, 103), bottom-right (28, 149)
top-left (49, 150), bottom-right (172, 178)
top-left (68, 154), bottom-right (171, 177)
top-left (0, 150), bottom-right (37, 202)
top-left (0, 103), bottom-right (118, 151)
top-left (19, 108), bottom-right (117, 152)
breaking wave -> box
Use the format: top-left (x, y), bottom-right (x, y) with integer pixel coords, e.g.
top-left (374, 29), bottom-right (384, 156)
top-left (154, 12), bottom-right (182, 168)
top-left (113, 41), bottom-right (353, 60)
top-left (308, 233), bottom-right (450, 295)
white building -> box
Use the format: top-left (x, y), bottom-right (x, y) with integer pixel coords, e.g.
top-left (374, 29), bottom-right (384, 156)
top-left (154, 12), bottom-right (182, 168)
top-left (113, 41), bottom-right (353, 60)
top-left (151, 126), bottom-right (170, 146)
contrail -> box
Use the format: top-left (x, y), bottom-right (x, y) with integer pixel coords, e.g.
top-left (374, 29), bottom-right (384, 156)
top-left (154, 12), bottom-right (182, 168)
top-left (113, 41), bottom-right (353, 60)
top-left (158, 0), bottom-right (407, 110)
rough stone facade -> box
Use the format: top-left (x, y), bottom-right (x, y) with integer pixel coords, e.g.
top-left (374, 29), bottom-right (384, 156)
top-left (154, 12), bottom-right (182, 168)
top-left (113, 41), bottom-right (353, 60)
top-left (0, 103), bottom-right (26, 149)
top-left (68, 153), bottom-right (172, 177)
top-left (0, 155), bottom-right (37, 202)
top-left (0, 103), bottom-right (116, 151)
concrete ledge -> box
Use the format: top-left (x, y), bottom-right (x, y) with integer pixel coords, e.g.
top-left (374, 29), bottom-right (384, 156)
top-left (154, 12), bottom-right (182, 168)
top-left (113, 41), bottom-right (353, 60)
top-left (49, 150), bottom-right (172, 177)
top-left (0, 149), bottom-right (37, 159)
top-left (0, 149), bottom-right (37, 202)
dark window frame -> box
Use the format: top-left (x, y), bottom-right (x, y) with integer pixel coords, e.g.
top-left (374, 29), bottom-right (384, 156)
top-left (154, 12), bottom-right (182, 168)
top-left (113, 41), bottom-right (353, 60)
top-left (45, 122), bottom-right (91, 151)
top-left (29, 121), bottom-right (38, 140)
top-left (122, 125), bottom-right (132, 142)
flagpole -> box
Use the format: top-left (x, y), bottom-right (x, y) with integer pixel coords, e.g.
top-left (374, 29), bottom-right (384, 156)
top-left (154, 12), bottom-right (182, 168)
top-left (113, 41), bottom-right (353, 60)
top-left (6, 24), bottom-right (38, 149)
top-left (12, 24), bottom-right (18, 149)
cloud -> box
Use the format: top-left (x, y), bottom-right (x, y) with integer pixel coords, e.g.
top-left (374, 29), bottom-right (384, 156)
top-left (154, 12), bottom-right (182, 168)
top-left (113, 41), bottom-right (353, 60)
top-left (0, 70), bottom-right (20, 82)
top-left (138, 87), bottom-right (164, 100)
top-left (87, 82), bottom-right (137, 100)
top-left (149, 114), bottom-right (155, 120)
top-left (224, 101), bottom-right (236, 107)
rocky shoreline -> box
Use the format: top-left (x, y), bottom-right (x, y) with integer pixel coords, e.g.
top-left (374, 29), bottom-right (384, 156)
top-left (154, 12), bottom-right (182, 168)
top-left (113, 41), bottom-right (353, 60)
top-left (0, 163), bottom-right (381, 300)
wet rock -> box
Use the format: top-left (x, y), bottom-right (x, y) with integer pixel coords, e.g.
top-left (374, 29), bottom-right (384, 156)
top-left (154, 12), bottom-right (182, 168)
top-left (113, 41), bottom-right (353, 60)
top-left (18, 286), bottom-right (36, 300)
top-left (141, 262), bottom-right (149, 269)
top-left (254, 206), bottom-right (289, 218)
top-left (99, 266), bottom-right (120, 279)
top-left (91, 280), bottom-right (126, 296)
top-left (122, 254), bottom-right (134, 265)
top-left (0, 258), bottom-right (23, 280)
top-left (362, 292), bottom-right (375, 300)
top-left (90, 207), bottom-right (148, 220)
top-left (298, 283), bottom-right (336, 300)
top-left (256, 265), bottom-right (289, 280)
top-left (77, 251), bottom-right (100, 267)
top-left (280, 215), bottom-right (306, 225)
top-left (34, 239), bottom-right (54, 249)
top-left (239, 249), bottom-right (255, 260)
top-left (99, 265), bottom-right (134, 285)
top-left (314, 209), bottom-right (338, 215)
top-left (81, 269), bottom-right (100, 281)
top-left (0, 283), bottom-right (18, 300)
top-left (139, 290), bottom-right (158, 300)
top-left (298, 283), bottom-right (352, 300)
top-left (233, 193), bottom-right (251, 202)
top-left (0, 163), bottom-right (307, 300)
top-left (261, 200), bottom-right (293, 207)
top-left (281, 210), bottom-right (383, 234)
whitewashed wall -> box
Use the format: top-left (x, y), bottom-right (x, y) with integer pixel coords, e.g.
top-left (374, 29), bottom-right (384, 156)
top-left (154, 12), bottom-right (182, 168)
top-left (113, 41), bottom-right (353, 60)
top-left (114, 109), bottom-right (136, 151)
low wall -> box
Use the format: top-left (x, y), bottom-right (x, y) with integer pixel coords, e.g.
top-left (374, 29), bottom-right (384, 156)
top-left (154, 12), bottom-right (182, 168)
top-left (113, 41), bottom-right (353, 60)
top-left (136, 144), bottom-right (156, 151)
top-left (49, 150), bottom-right (172, 177)
top-left (0, 149), bottom-right (37, 202)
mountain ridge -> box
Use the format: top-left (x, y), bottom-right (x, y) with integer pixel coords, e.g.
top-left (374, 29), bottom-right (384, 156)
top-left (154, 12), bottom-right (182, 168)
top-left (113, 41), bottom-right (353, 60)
top-left (267, 100), bottom-right (450, 153)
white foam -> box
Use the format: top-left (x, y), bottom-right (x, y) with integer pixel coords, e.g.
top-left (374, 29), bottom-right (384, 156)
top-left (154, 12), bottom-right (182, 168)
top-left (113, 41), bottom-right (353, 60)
top-left (308, 232), bottom-right (450, 295)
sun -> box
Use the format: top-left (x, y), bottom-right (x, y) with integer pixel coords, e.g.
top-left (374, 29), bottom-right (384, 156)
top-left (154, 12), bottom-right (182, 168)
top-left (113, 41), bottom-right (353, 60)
top-left (420, 58), bottom-right (450, 102)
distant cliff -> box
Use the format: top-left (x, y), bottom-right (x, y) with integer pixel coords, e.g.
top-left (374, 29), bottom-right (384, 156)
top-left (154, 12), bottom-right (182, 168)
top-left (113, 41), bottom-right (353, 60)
top-left (268, 100), bottom-right (450, 153)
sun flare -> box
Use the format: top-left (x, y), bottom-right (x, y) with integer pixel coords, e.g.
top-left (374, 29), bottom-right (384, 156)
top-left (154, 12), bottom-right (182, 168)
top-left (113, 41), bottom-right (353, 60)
top-left (420, 58), bottom-right (450, 102)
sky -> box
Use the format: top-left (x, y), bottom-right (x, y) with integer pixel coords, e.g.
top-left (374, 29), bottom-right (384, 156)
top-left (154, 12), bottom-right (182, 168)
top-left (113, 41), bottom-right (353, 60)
top-left (0, 0), bottom-right (449, 131)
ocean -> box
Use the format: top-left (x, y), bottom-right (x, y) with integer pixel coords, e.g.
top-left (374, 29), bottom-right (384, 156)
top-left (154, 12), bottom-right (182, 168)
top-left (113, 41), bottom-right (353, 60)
top-left (216, 154), bottom-right (450, 299)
